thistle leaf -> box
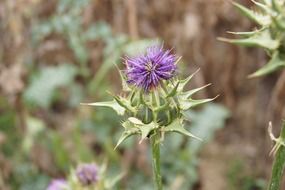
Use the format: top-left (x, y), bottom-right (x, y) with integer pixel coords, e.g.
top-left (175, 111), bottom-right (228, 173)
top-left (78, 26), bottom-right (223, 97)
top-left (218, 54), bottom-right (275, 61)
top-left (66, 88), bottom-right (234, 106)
top-left (227, 29), bottom-right (264, 37)
top-left (232, 2), bottom-right (266, 25)
top-left (272, 0), bottom-right (283, 13)
top-left (272, 16), bottom-right (285, 30)
top-left (127, 117), bottom-right (157, 142)
top-left (178, 69), bottom-right (200, 92)
top-left (128, 117), bottom-right (144, 125)
top-left (81, 100), bottom-right (125, 115)
top-left (251, 0), bottom-right (273, 15)
top-left (260, 0), bottom-right (271, 6)
top-left (163, 119), bottom-right (201, 141)
top-left (218, 30), bottom-right (279, 50)
top-left (139, 123), bottom-right (157, 143)
top-left (179, 97), bottom-right (217, 111)
top-left (249, 52), bottom-right (285, 77)
top-left (115, 121), bottom-right (140, 149)
top-left (179, 84), bottom-right (211, 100)
top-left (115, 131), bottom-right (134, 149)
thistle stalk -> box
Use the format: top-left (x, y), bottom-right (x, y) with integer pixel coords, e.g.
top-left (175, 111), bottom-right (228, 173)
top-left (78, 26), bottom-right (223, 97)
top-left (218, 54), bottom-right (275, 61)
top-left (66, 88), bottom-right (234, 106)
top-left (268, 122), bottom-right (285, 190)
top-left (151, 131), bottom-right (162, 190)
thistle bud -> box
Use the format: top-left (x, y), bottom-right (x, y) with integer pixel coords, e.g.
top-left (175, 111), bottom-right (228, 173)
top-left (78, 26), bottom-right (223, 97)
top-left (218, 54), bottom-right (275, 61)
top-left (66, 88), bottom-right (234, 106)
top-left (76, 163), bottom-right (99, 186)
top-left (82, 44), bottom-right (214, 148)
top-left (125, 45), bottom-right (177, 91)
top-left (47, 179), bottom-right (69, 190)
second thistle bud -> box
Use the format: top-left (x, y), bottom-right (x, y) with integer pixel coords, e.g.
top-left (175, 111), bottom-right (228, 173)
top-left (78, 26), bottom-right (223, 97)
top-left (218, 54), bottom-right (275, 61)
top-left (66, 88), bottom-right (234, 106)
top-left (47, 179), bottom-right (69, 190)
top-left (76, 163), bottom-right (99, 186)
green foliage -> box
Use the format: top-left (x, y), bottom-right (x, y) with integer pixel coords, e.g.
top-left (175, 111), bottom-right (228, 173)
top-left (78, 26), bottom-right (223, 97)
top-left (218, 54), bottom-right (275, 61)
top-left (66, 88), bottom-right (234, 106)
top-left (32, 0), bottom-right (91, 67)
top-left (14, 163), bottom-right (50, 190)
top-left (24, 64), bottom-right (77, 108)
top-left (22, 117), bottom-right (45, 154)
top-left (219, 0), bottom-right (285, 77)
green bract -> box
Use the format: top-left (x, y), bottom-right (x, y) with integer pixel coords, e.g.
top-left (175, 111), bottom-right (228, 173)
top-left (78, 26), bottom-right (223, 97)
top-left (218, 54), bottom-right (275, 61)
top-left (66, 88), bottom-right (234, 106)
top-left (219, 0), bottom-right (285, 77)
top-left (82, 68), bottom-right (215, 148)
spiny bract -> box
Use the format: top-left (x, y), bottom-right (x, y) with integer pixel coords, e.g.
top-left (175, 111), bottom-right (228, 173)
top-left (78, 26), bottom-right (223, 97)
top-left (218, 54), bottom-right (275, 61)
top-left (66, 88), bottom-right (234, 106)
top-left (219, 0), bottom-right (285, 77)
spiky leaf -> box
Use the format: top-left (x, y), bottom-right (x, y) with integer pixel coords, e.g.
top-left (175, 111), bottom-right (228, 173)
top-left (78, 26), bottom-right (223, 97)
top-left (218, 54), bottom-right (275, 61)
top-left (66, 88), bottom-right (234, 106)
top-left (179, 97), bottom-right (216, 111)
top-left (249, 52), bottom-right (285, 77)
top-left (128, 117), bottom-right (157, 142)
top-left (81, 100), bottom-right (125, 115)
top-left (218, 29), bottom-right (279, 50)
top-left (163, 119), bottom-right (201, 140)
top-left (179, 84), bottom-right (211, 100)
top-left (177, 69), bottom-right (200, 92)
top-left (115, 121), bottom-right (140, 149)
top-left (115, 131), bottom-right (134, 149)
top-left (232, 2), bottom-right (269, 25)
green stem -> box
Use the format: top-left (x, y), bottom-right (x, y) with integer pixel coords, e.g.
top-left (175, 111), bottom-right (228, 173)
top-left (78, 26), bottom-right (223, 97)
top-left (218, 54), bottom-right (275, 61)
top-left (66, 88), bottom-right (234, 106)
top-left (151, 132), bottom-right (162, 190)
top-left (268, 122), bottom-right (285, 190)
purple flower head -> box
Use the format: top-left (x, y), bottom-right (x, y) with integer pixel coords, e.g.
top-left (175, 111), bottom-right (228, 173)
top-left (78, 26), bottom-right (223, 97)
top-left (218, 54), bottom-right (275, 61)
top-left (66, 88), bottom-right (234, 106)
top-left (125, 45), bottom-right (177, 91)
top-left (76, 163), bottom-right (99, 186)
top-left (47, 179), bottom-right (68, 190)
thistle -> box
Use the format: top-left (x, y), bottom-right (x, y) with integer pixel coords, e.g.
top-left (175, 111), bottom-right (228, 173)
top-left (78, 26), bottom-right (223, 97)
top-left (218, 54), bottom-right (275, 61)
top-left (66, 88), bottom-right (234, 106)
top-left (47, 179), bottom-right (69, 190)
top-left (82, 45), bottom-right (215, 190)
top-left (219, 0), bottom-right (285, 77)
top-left (46, 162), bottom-right (123, 190)
top-left (76, 163), bottom-right (99, 186)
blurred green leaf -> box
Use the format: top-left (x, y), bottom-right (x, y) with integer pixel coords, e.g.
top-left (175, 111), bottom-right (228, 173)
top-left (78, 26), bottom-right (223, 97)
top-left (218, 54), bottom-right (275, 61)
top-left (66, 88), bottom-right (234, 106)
top-left (19, 174), bottom-right (49, 190)
top-left (163, 119), bottom-right (201, 141)
top-left (186, 103), bottom-right (230, 154)
top-left (49, 132), bottom-right (71, 171)
top-left (24, 64), bottom-right (77, 108)
top-left (22, 117), bottom-right (45, 154)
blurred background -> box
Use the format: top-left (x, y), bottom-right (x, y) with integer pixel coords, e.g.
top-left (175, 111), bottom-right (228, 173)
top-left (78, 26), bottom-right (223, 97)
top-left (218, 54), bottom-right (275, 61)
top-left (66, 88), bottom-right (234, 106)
top-left (1, 0), bottom-right (285, 189)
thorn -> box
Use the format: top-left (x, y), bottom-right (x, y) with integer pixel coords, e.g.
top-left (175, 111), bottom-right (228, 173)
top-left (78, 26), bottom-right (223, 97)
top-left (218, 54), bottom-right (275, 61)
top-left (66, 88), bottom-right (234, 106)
top-left (268, 122), bottom-right (276, 141)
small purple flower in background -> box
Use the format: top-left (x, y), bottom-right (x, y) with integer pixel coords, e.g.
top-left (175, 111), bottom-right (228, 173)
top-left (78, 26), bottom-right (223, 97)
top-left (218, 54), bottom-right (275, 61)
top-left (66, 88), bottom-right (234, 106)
top-left (76, 163), bottom-right (99, 186)
top-left (126, 45), bottom-right (177, 91)
top-left (47, 179), bottom-right (68, 190)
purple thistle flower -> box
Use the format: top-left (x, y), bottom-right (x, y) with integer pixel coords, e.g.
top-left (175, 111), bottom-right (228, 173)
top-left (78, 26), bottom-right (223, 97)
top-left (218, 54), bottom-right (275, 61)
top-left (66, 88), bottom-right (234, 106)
top-left (76, 163), bottom-right (99, 186)
top-left (125, 45), bottom-right (177, 91)
top-left (47, 179), bottom-right (69, 190)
